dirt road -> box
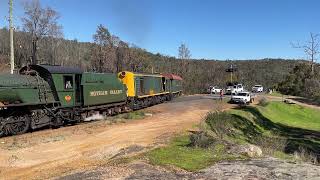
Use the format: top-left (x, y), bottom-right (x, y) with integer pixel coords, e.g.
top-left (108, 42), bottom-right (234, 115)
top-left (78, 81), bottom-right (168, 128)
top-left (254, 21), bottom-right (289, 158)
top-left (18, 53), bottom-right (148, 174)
top-left (0, 95), bottom-right (229, 180)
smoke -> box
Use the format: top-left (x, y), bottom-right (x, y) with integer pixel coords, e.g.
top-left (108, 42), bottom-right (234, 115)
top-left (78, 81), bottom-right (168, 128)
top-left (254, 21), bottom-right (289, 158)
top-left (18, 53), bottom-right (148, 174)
top-left (110, 0), bottom-right (152, 45)
top-left (84, 113), bottom-right (105, 122)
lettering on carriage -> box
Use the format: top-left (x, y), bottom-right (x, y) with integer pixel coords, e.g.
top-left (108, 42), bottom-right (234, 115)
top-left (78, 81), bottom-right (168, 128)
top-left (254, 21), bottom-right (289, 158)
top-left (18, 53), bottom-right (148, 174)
top-left (90, 91), bottom-right (108, 96)
top-left (89, 90), bottom-right (123, 96)
top-left (110, 90), bottom-right (123, 94)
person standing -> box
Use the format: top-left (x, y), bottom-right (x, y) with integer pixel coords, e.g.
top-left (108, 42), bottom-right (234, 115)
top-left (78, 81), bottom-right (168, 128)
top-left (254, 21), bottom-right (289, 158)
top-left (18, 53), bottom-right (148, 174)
top-left (219, 89), bottom-right (224, 101)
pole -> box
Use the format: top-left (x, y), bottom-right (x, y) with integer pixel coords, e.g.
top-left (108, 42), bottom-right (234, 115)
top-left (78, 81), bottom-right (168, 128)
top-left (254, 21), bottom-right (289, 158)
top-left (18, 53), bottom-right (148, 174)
top-left (9, 0), bottom-right (14, 74)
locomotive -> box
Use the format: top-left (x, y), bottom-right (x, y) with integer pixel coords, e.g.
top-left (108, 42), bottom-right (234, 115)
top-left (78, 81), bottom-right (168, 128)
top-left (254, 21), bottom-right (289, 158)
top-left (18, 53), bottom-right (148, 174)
top-left (0, 65), bottom-right (182, 137)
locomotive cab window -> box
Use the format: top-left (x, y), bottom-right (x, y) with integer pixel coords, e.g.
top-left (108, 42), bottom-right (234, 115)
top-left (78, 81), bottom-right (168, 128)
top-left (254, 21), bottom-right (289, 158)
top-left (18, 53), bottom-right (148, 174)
top-left (64, 76), bottom-right (73, 89)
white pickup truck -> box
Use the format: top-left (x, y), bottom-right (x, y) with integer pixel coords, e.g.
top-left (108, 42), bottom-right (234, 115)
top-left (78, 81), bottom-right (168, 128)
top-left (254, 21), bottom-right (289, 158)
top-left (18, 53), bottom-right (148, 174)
top-left (226, 84), bottom-right (244, 94)
top-left (230, 92), bottom-right (253, 104)
top-left (208, 86), bottom-right (222, 94)
top-left (252, 85), bottom-right (263, 93)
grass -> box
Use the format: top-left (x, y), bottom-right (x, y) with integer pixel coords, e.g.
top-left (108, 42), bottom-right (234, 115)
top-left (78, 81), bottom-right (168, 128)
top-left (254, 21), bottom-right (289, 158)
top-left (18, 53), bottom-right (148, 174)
top-left (145, 99), bottom-right (320, 171)
top-left (268, 91), bottom-right (284, 97)
top-left (146, 135), bottom-right (241, 171)
top-left (230, 101), bottom-right (320, 163)
top-left (123, 111), bottom-right (145, 120)
top-left (113, 111), bottom-right (145, 120)
top-left (258, 102), bottom-right (320, 131)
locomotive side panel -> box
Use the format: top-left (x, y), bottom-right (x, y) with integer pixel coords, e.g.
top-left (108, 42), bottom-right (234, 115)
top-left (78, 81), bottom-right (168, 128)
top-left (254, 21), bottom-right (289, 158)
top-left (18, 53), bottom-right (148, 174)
top-left (0, 74), bottom-right (56, 106)
top-left (82, 73), bottom-right (127, 106)
top-left (134, 74), bottom-right (167, 97)
top-left (171, 79), bottom-right (183, 93)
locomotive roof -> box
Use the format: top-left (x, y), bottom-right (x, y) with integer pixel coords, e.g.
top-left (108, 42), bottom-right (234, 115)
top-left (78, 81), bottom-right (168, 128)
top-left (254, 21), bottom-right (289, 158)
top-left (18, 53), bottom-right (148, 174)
top-left (20, 65), bottom-right (83, 74)
top-left (161, 73), bottom-right (183, 80)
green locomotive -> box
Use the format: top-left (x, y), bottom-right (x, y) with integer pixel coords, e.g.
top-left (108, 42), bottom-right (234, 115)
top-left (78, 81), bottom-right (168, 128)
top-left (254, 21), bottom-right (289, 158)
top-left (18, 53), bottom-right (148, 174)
top-left (0, 65), bottom-right (183, 137)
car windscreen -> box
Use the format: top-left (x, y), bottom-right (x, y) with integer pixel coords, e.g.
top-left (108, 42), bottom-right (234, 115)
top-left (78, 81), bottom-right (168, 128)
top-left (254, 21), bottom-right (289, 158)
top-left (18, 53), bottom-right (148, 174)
top-left (238, 93), bottom-right (248, 96)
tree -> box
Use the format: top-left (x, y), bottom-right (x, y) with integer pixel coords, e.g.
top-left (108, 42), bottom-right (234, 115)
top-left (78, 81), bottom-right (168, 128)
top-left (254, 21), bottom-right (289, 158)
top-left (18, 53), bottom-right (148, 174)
top-left (178, 43), bottom-right (191, 60)
top-left (92, 25), bottom-right (112, 72)
top-left (292, 33), bottom-right (319, 74)
top-left (178, 43), bottom-right (191, 74)
top-left (115, 40), bottom-right (128, 72)
top-left (22, 0), bottom-right (62, 65)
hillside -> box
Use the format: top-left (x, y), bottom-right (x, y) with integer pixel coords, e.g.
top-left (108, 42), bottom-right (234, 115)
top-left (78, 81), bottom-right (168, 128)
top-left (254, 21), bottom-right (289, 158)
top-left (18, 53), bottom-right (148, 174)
top-left (0, 28), bottom-right (306, 94)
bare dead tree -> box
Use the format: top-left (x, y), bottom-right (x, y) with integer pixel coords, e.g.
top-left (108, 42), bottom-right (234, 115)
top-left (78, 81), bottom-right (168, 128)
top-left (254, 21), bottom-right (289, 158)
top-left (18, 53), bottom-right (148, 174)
top-left (292, 32), bottom-right (319, 74)
top-left (178, 43), bottom-right (191, 73)
top-left (21, 0), bottom-right (62, 65)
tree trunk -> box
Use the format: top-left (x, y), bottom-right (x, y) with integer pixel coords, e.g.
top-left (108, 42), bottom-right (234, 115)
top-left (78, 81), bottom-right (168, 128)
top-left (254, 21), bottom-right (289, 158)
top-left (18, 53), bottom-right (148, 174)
top-left (32, 40), bottom-right (37, 65)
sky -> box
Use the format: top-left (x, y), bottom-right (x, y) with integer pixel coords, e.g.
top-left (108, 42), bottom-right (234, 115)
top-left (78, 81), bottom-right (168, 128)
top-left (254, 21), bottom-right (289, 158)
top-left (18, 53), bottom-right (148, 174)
top-left (1, 0), bottom-right (320, 60)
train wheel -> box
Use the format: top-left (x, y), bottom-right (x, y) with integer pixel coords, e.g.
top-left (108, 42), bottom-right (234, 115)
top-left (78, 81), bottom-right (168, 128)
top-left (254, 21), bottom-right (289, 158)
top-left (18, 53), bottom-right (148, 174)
top-left (0, 124), bottom-right (4, 137)
top-left (9, 115), bottom-right (31, 135)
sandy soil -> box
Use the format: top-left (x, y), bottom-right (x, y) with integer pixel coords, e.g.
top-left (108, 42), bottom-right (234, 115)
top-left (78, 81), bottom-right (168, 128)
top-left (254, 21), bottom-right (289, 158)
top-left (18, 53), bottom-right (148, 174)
top-left (0, 95), bottom-right (230, 180)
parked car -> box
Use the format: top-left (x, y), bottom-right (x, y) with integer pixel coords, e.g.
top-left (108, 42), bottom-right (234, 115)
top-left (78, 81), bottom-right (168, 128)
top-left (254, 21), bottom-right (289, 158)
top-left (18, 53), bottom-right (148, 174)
top-left (208, 86), bottom-right (222, 94)
top-left (252, 85), bottom-right (263, 93)
top-left (226, 83), bottom-right (244, 94)
top-left (230, 92), bottom-right (253, 104)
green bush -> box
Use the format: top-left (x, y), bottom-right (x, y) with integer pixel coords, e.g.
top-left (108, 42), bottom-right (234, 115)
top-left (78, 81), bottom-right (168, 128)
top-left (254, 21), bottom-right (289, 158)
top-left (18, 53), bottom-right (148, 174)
top-left (123, 111), bottom-right (145, 119)
top-left (189, 131), bottom-right (216, 148)
top-left (205, 112), bottom-right (233, 140)
top-left (258, 97), bottom-right (269, 106)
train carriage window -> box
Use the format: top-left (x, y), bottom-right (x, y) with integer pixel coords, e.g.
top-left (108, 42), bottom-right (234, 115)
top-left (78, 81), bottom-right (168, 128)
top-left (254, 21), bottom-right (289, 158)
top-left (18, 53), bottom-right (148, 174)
top-left (162, 77), bottom-right (166, 91)
top-left (64, 76), bottom-right (73, 89)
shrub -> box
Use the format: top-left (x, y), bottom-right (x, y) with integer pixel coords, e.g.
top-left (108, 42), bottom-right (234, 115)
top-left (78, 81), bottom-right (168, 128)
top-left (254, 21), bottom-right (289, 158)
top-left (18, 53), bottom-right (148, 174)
top-left (124, 111), bottom-right (145, 119)
top-left (294, 147), bottom-right (319, 164)
top-left (252, 134), bottom-right (287, 155)
top-left (258, 97), bottom-right (269, 106)
top-left (205, 111), bottom-right (233, 140)
top-left (189, 131), bottom-right (216, 148)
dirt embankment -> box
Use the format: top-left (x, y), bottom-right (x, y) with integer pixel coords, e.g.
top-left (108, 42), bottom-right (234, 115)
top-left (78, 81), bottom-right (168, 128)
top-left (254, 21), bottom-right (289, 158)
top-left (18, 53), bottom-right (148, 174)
top-left (0, 95), bottom-right (226, 180)
top-left (1, 94), bottom-right (319, 180)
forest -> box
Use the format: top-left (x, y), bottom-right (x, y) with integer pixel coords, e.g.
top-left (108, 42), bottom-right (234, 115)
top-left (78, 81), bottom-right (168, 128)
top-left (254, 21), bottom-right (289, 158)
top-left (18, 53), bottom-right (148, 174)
top-left (0, 0), bottom-right (316, 95)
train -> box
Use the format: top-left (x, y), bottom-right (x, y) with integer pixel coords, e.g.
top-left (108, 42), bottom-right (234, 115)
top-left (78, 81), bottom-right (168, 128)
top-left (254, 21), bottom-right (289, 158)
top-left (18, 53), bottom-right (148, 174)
top-left (0, 65), bottom-right (183, 137)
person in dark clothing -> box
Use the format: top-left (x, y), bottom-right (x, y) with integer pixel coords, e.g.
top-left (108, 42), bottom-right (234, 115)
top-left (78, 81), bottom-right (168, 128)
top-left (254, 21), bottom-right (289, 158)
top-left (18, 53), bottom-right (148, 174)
top-left (219, 89), bottom-right (224, 101)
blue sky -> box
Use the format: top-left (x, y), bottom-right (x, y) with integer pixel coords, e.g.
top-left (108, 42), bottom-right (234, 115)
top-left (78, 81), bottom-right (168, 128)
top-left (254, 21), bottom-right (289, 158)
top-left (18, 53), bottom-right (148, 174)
top-left (1, 0), bottom-right (319, 60)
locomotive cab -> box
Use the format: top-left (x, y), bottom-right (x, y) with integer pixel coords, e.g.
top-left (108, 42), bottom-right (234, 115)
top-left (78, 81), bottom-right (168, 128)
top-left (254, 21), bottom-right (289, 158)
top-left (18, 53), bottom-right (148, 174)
top-left (20, 65), bottom-right (83, 107)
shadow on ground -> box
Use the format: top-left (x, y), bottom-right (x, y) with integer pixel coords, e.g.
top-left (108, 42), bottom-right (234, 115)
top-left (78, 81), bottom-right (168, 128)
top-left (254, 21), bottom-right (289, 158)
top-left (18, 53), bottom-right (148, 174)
top-left (231, 106), bottom-right (320, 160)
top-left (288, 97), bottom-right (320, 107)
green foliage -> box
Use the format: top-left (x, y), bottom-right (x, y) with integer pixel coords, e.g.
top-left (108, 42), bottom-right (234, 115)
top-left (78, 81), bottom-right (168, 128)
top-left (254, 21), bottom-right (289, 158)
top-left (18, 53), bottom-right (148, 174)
top-left (278, 63), bottom-right (320, 102)
top-left (123, 111), bottom-right (145, 119)
top-left (204, 111), bottom-right (234, 140)
top-left (0, 28), bottom-right (306, 94)
top-left (258, 97), bottom-right (269, 106)
top-left (189, 131), bottom-right (216, 148)
top-left (230, 104), bottom-right (320, 163)
top-left (147, 135), bottom-right (239, 171)
top-left (194, 101), bottom-right (320, 162)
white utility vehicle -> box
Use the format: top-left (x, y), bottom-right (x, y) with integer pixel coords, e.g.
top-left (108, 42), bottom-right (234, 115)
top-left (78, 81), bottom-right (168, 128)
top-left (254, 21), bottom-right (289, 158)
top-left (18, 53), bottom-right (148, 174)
top-left (226, 84), bottom-right (244, 94)
top-left (252, 85), bottom-right (263, 93)
top-left (208, 86), bottom-right (222, 94)
top-left (230, 92), bottom-right (253, 104)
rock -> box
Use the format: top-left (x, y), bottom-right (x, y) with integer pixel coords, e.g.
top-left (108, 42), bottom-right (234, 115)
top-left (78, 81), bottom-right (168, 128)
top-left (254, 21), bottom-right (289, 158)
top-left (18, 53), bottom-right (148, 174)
top-left (201, 157), bottom-right (320, 179)
top-left (246, 144), bottom-right (263, 157)
top-left (230, 144), bottom-right (263, 157)
top-left (144, 113), bottom-right (153, 117)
